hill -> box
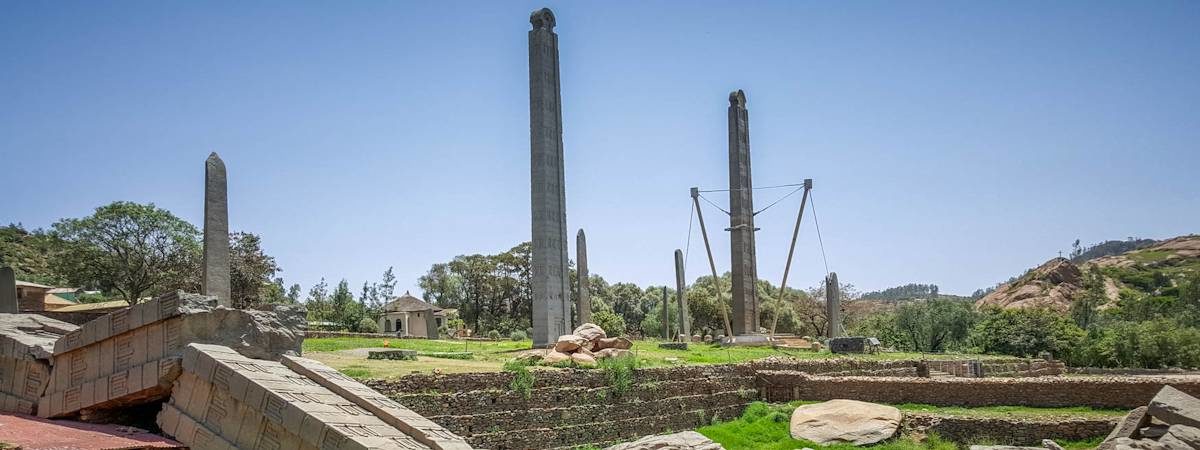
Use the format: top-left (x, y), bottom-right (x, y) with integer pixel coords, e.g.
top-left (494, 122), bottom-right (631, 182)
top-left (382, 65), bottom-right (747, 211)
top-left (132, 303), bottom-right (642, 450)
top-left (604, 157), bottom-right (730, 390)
top-left (975, 235), bottom-right (1200, 311)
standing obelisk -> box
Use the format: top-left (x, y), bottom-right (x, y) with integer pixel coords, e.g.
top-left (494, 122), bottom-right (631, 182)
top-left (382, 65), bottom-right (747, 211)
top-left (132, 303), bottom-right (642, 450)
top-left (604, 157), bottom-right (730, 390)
top-left (529, 8), bottom-right (570, 347)
top-left (674, 249), bottom-right (690, 339)
top-left (576, 229), bottom-right (591, 327)
top-left (203, 152), bottom-right (231, 307)
top-left (825, 272), bottom-right (842, 339)
top-left (727, 90), bottom-right (759, 336)
top-left (0, 267), bottom-right (17, 313)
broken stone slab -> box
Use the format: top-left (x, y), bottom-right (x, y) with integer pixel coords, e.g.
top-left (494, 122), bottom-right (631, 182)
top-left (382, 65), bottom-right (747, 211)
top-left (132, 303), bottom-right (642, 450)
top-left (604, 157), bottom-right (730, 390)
top-left (1100, 406), bottom-right (1151, 449)
top-left (1041, 439), bottom-right (1065, 450)
top-left (604, 431), bottom-right (724, 450)
top-left (721, 334), bottom-right (773, 347)
top-left (1164, 425), bottom-right (1200, 448)
top-left (1148, 385), bottom-right (1200, 429)
top-left (789, 399), bottom-right (902, 445)
top-left (39, 291), bottom-right (305, 418)
top-left (1109, 437), bottom-right (1170, 450)
top-left (282, 354), bottom-right (471, 450)
top-left (0, 314), bottom-right (77, 413)
top-left (166, 343), bottom-right (441, 450)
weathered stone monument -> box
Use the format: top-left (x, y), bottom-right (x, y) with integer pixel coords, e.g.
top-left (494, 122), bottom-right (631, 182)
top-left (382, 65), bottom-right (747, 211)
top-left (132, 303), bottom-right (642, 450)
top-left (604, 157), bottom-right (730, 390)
top-left (727, 90), bottom-right (760, 336)
top-left (577, 229), bottom-right (591, 327)
top-left (203, 152), bottom-right (231, 307)
top-left (661, 287), bottom-right (671, 340)
top-left (529, 7), bottom-right (571, 348)
top-left (825, 272), bottom-right (842, 339)
top-left (0, 266), bottom-right (16, 314)
top-left (674, 249), bottom-right (690, 339)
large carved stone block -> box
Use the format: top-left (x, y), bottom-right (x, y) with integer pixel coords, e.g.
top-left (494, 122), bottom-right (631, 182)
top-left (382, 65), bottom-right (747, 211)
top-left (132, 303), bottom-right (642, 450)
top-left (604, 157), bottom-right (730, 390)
top-left (162, 343), bottom-right (443, 450)
top-left (39, 291), bottom-right (305, 418)
top-left (0, 314), bottom-right (77, 414)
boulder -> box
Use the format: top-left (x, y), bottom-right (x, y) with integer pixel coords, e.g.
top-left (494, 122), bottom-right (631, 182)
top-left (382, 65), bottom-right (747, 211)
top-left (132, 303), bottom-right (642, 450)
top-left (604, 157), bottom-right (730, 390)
top-left (1041, 439), bottom-right (1065, 450)
top-left (571, 352), bottom-right (597, 366)
top-left (604, 431), bottom-right (724, 450)
top-left (595, 336), bottom-right (633, 351)
top-left (789, 399), bottom-right (902, 445)
top-left (555, 334), bottom-right (589, 353)
top-left (1164, 425), bottom-right (1200, 448)
top-left (573, 323), bottom-right (606, 342)
top-left (1110, 437), bottom-right (1168, 450)
top-left (543, 350), bottom-right (571, 364)
top-left (1148, 386), bottom-right (1200, 429)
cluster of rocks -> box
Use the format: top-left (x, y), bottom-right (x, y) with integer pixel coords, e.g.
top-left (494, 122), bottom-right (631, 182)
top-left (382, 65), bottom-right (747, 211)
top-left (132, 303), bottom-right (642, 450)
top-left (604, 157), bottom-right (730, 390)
top-left (537, 323), bottom-right (632, 366)
top-left (1097, 385), bottom-right (1200, 450)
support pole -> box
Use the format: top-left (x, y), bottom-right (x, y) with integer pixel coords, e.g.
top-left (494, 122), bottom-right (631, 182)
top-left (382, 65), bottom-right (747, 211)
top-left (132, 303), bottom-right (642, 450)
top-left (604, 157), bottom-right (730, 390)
top-left (769, 179), bottom-right (812, 337)
top-left (692, 187), bottom-right (734, 338)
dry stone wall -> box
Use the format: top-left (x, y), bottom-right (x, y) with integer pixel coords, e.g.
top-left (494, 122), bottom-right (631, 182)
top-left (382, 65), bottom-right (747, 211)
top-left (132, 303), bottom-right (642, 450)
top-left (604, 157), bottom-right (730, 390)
top-left (758, 372), bottom-right (1200, 408)
top-left (903, 413), bottom-right (1117, 446)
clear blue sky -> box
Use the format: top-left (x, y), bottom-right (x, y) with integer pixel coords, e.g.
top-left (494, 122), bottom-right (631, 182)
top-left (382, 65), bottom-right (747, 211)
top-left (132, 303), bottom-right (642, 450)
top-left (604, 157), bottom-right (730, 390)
top-left (3, 1), bottom-right (1197, 297)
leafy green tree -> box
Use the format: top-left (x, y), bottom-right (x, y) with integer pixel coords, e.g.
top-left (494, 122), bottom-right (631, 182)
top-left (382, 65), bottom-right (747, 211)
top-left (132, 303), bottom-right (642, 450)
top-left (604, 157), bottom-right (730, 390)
top-left (1071, 266), bottom-right (1106, 329)
top-left (592, 309), bottom-right (627, 337)
top-left (306, 278), bottom-right (331, 321)
top-left (894, 298), bottom-right (975, 352)
top-left (969, 308), bottom-right (1085, 358)
top-left (51, 202), bottom-right (200, 303)
top-left (228, 232), bottom-right (282, 308)
top-left (286, 283), bottom-right (302, 304)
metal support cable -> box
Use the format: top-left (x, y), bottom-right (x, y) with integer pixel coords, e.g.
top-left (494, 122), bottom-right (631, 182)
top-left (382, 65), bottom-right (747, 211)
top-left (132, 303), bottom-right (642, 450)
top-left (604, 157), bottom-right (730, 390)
top-left (810, 192), bottom-right (830, 276)
top-left (754, 186), bottom-right (805, 216)
top-left (697, 193), bottom-right (731, 216)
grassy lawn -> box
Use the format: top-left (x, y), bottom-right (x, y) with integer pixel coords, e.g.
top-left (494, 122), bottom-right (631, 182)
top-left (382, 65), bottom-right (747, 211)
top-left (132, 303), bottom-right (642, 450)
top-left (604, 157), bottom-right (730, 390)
top-left (696, 402), bottom-right (1113, 450)
top-left (303, 337), bottom-right (1004, 378)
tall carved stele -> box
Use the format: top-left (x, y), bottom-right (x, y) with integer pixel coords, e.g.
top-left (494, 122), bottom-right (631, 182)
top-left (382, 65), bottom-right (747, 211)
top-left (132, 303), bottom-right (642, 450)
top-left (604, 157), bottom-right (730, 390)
top-left (529, 8), bottom-right (570, 347)
top-left (727, 90), bottom-right (759, 335)
top-left (576, 229), bottom-right (591, 327)
top-left (202, 152), bottom-right (231, 307)
top-left (0, 267), bottom-right (16, 313)
top-left (674, 249), bottom-right (690, 338)
top-left (825, 272), bottom-right (842, 339)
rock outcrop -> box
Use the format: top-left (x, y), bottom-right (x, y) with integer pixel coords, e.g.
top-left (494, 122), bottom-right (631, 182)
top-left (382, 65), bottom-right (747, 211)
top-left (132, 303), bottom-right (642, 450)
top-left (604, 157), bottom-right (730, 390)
top-left (604, 431), bottom-right (724, 450)
top-left (976, 258), bottom-right (1083, 312)
top-left (789, 399), bottom-right (902, 445)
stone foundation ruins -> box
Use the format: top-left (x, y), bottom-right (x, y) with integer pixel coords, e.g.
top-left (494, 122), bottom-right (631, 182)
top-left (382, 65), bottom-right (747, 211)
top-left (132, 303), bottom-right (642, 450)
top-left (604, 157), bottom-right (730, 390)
top-left (0, 291), bottom-right (473, 450)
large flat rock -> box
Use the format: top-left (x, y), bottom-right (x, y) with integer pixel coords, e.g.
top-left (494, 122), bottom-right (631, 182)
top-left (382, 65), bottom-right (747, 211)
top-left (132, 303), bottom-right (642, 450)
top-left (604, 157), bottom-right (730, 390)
top-left (789, 399), bottom-right (902, 445)
top-left (604, 431), bottom-right (724, 450)
top-left (1148, 385), bottom-right (1200, 429)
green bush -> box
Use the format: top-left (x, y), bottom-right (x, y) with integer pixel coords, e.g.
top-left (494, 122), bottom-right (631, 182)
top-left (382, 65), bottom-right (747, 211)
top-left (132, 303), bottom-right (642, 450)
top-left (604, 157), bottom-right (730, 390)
top-left (509, 330), bottom-right (528, 341)
top-left (355, 317), bottom-right (380, 333)
top-left (593, 310), bottom-right (627, 337)
top-left (599, 355), bottom-right (638, 397)
top-left (487, 329), bottom-right (501, 340)
top-left (503, 359), bottom-right (535, 399)
top-left (969, 308), bottom-right (1084, 358)
top-left (1071, 319), bottom-right (1200, 369)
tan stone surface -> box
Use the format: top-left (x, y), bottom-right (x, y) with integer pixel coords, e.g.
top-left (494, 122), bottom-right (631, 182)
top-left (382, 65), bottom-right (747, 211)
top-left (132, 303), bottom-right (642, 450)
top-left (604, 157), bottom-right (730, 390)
top-left (604, 431), bottom-right (724, 450)
top-left (789, 399), bottom-right (902, 445)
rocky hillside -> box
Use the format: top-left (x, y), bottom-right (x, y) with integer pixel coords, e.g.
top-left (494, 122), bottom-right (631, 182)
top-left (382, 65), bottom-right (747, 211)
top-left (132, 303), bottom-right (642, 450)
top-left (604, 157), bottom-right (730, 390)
top-left (975, 235), bottom-right (1200, 311)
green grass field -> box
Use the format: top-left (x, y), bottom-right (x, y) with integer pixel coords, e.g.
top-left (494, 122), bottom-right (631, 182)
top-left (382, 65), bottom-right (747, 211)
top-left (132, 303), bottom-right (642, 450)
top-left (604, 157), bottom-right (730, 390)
top-left (695, 402), bottom-right (1113, 450)
top-left (302, 337), bottom-right (1003, 378)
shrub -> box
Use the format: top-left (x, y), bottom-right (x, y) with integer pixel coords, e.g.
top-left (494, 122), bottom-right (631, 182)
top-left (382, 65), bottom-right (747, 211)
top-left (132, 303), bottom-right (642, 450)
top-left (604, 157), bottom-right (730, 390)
top-left (1071, 319), bottom-right (1200, 369)
top-left (503, 359), bottom-right (535, 399)
top-left (487, 329), bottom-right (501, 340)
top-left (969, 308), bottom-right (1084, 358)
top-left (593, 310), bottom-right (627, 337)
top-left (599, 355), bottom-right (638, 397)
top-left (355, 317), bottom-right (380, 333)
top-left (509, 329), bottom-right (528, 341)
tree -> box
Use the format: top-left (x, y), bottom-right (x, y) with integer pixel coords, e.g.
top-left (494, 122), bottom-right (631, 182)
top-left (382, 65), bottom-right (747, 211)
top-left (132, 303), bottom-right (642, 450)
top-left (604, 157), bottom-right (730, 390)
top-left (306, 278), bottom-right (331, 321)
top-left (893, 299), bottom-right (975, 352)
top-left (330, 279), bottom-right (361, 330)
top-left (969, 307), bottom-right (1085, 358)
top-left (286, 283), bottom-right (302, 304)
top-left (228, 232), bottom-right (282, 308)
top-left (1071, 266), bottom-right (1105, 329)
top-left (51, 202), bottom-right (200, 303)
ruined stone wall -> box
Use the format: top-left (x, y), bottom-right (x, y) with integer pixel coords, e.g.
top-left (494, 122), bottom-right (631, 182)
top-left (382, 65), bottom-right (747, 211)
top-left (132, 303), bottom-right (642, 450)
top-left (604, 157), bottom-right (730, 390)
top-left (366, 365), bottom-right (758, 450)
top-left (903, 413), bottom-right (1117, 446)
top-left (758, 372), bottom-right (1200, 408)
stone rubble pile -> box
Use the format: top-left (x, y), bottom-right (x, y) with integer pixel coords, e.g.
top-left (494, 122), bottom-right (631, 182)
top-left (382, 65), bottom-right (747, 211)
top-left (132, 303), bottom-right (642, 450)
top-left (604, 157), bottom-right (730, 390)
top-left (1097, 385), bottom-right (1200, 450)
top-left (536, 323), bottom-right (633, 366)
